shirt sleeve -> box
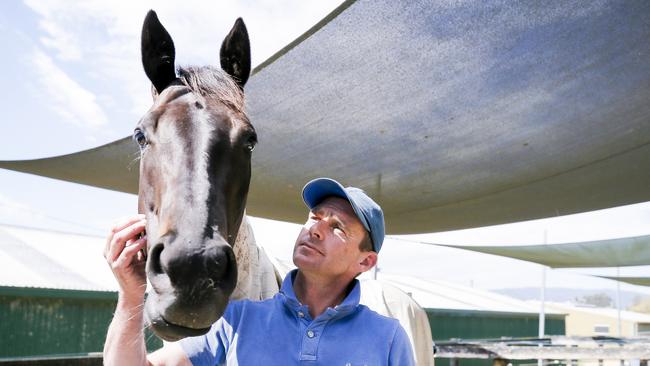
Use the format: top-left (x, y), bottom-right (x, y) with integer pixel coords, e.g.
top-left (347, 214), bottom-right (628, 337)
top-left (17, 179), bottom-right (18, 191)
top-left (388, 323), bottom-right (416, 366)
top-left (178, 303), bottom-right (239, 366)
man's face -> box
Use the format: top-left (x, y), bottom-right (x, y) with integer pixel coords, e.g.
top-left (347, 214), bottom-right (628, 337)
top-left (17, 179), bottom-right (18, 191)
top-left (293, 196), bottom-right (371, 278)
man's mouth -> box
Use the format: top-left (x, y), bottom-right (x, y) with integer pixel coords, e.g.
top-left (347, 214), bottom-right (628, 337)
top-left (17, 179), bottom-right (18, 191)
top-left (299, 242), bottom-right (323, 255)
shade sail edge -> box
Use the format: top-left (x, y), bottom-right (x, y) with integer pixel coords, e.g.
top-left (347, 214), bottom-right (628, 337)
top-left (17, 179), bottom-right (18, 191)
top-left (435, 235), bottom-right (650, 268)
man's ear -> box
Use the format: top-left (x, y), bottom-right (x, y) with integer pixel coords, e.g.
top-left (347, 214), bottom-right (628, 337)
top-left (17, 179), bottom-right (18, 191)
top-left (358, 251), bottom-right (378, 273)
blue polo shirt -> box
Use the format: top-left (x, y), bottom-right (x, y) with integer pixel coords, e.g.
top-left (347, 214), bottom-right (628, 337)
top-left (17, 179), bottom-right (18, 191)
top-left (179, 269), bottom-right (415, 365)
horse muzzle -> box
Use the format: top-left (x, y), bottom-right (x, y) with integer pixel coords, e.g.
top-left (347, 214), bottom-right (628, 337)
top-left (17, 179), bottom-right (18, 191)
top-left (144, 235), bottom-right (238, 341)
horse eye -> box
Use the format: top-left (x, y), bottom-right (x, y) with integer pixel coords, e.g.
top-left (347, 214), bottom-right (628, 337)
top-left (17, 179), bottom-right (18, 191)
top-left (246, 136), bottom-right (257, 152)
top-left (133, 129), bottom-right (148, 148)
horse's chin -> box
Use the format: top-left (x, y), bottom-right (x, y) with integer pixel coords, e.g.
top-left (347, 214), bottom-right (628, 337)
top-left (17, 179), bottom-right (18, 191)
top-left (146, 312), bottom-right (212, 342)
top-left (144, 293), bottom-right (228, 341)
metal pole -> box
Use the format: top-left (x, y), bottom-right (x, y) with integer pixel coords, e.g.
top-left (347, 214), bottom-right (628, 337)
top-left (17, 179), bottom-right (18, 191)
top-left (538, 230), bottom-right (547, 366)
top-left (539, 265), bottom-right (546, 336)
top-left (617, 266), bottom-right (622, 337)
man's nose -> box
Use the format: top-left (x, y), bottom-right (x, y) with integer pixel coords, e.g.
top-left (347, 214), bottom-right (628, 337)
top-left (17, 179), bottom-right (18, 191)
top-left (307, 219), bottom-right (325, 240)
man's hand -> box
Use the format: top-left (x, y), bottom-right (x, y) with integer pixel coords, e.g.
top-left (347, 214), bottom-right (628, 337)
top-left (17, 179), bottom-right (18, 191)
top-left (103, 215), bottom-right (193, 366)
top-left (104, 214), bottom-right (148, 302)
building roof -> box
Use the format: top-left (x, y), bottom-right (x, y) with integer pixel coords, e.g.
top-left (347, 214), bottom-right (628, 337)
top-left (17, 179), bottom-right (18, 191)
top-left (0, 223), bottom-right (562, 316)
top-left (536, 301), bottom-right (650, 323)
top-left (272, 257), bottom-right (557, 314)
top-left (0, 224), bottom-right (118, 292)
top-left (378, 272), bottom-right (562, 315)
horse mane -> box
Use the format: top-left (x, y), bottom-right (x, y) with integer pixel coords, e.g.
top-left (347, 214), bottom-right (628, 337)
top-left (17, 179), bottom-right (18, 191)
top-left (177, 66), bottom-right (246, 112)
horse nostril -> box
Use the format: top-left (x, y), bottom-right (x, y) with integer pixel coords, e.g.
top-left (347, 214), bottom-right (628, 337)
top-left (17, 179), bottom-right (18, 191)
top-left (148, 243), bottom-right (165, 275)
top-left (145, 236), bottom-right (236, 294)
top-left (206, 246), bottom-right (231, 281)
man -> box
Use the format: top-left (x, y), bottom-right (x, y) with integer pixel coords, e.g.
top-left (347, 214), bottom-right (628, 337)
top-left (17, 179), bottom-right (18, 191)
top-left (103, 178), bottom-right (415, 365)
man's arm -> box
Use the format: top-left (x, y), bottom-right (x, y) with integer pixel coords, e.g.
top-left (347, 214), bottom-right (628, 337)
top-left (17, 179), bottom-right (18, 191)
top-left (103, 294), bottom-right (191, 366)
top-left (104, 299), bottom-right (191, 366)
top-left (102, 215), bottom-right (191, 366)
top-left (103, 294), bottom-right (149, 366)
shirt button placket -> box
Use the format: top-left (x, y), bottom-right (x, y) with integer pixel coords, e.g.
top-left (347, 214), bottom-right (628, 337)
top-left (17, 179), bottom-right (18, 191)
top-left (300, 328), bottom-right (319, 361)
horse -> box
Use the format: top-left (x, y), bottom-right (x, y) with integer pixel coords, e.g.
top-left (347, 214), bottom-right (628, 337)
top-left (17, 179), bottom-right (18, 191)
top-left (136, 10), bottom-right (279, 342)
top-left (135, 11), bottom-right (433, 365)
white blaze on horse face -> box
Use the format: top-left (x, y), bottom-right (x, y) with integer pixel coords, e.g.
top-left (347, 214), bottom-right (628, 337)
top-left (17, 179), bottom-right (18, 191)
top-left (184, 92), bottom-right (213, 241)
top-left (145, 87), bottom-right (213, 246)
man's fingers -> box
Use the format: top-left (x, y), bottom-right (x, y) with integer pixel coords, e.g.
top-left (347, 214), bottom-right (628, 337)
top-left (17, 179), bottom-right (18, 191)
top-left (112, 214), bottom-right (146, 234)
top-left (104, 214), bottom-right (145, 257)
top-left (108, 220), bottom-right (147, 262)
top-left (113, 237), bottom-right (147, 269)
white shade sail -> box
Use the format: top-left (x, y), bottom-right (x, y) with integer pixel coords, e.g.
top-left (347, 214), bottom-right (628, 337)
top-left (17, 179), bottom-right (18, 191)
top-left (2, 0), bottom-right (650, 234)
top-left (439, 235), bottom-right (650, 268)
top-left (598, 276), bottom-right (650, 287)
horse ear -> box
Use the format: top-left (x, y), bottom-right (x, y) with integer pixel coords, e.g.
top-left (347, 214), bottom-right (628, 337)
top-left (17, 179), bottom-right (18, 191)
top-left (141, 10), bottom-right (176, 93)
top-left (220, 18), bottom-right (251, 89)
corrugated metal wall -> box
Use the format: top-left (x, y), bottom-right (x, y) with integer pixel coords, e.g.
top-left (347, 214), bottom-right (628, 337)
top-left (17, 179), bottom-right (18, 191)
top-left (0, 287), bottom-right (162, 358)
top-left (427, 308), bottom-right (566, 340)
top-left (427, 308), bottom-right (566, 366)
top-left (1, 286), bottom-right (567, 363)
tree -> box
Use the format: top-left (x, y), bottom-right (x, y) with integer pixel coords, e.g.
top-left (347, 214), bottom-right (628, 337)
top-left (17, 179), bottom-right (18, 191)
top-left (575, 293), bottom-right (614, 308)
top-left (628, 296), bottom-right (650, 314)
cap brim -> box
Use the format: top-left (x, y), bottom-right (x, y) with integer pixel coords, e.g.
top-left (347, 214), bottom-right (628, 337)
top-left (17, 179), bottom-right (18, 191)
top-left (302, 178), bottom-right (371, 233)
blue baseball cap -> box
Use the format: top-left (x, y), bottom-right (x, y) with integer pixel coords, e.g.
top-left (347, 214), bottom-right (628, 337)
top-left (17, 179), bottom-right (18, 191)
top-left (301, 178), bottom-right (385, 252)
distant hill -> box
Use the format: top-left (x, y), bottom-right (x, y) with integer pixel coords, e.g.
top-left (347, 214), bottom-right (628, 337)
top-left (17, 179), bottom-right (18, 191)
top-left (494, 288), bottom-right (650, 310)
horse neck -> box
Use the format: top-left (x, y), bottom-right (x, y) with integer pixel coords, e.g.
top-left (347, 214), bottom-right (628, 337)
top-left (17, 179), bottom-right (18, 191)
top-left (230, 213), bottom-right (281, 300)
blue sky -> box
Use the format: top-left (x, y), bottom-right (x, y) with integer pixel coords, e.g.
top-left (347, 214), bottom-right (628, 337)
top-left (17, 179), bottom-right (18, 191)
top-left (1, 0), bottom-right (650, 296)
top-left (0, 0), bottom-right (341, 232)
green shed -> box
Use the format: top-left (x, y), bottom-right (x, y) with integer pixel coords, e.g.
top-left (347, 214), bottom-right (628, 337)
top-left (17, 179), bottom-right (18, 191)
top-left (379, 273), bottom-right (567, 365)
top-left (426, 308), bottom-right (565, 341)
top-left (0, 286), bottom-right (162, 359)
top-left (0, 224), bottom-right (162, 360)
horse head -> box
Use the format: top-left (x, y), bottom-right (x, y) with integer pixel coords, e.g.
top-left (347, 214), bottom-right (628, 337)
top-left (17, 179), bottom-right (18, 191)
top-left (136, 10), bottom-right (255, 341)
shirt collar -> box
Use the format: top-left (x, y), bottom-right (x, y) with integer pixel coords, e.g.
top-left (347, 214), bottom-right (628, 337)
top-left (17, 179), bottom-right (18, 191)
top-left (279, 269), bottom-right (361, 318)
